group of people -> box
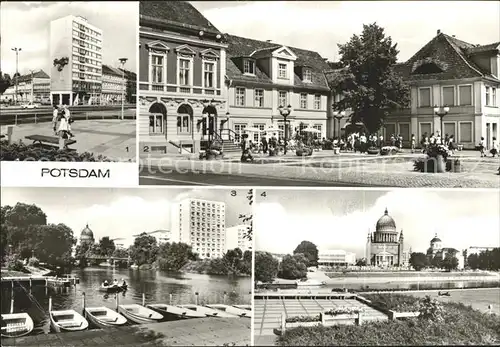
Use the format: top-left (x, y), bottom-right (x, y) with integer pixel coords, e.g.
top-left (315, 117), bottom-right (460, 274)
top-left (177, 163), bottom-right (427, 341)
top-left (479, 136), bottom-right (498, 157)
top-left (102, 278), bottom-right (126, 287)
top-left (420, 131), bottom-right (455, 154)
top-left (51, 104), bottom-right (75, 141)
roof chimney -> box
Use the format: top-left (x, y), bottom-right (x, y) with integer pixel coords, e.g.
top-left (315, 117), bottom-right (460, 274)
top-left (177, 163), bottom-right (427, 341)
top-left (437, 29), bottom-right (441, 35)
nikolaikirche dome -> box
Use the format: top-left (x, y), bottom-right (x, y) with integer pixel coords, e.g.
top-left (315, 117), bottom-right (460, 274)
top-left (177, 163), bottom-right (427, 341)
top-left (375, 208), bottom-right (396, 232)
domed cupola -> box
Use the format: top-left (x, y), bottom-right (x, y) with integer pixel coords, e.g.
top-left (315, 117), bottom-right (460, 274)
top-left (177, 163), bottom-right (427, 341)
top-left (80, 223), bottom-right (94, 243)
top-left (376, 208), bottom-right (396, 232)
top-left (430, 233), bottom-right (441, 243)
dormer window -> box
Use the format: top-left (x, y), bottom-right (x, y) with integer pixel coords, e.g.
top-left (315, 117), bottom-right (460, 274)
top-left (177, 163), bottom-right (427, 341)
top-left (244, 59), bottom-right (255, 75)
top-left (278, 63), bottom-right (287, 79)
top-left (303, 68), bottom-right (312, 82)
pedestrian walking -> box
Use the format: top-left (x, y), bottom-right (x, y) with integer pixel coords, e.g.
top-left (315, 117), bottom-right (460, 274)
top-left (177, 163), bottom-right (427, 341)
top-left (490, 137), bottom-right (498, 157)
top-left (411, 134), bottom-right (416, 153)
top-left (479, 137), bottom-right (486, 157)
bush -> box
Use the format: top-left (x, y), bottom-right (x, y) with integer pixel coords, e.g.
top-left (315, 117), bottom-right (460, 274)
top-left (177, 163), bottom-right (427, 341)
top-left (296, 147), bottom-right (313, 156)
top-left (277, 301), bottom-right (500, 346)
top-left (286, 315), bottom-right (321, 323)
top-left (418, 295), bottom-right (445, 322)
top-left (28, 257), bottom-right (40, 267)
top-left (5, 254), bottom-right (26, 272)
top-left (0, 140), bottom-right (113, 161)
top-left (363, 293), bottom-right (421, 312)
top-left (414, 158), bottom-right (462, 173)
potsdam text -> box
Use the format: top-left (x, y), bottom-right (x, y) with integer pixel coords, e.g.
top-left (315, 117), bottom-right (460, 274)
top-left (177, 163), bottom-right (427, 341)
top-left (41, 168), bottom-right (111, 178)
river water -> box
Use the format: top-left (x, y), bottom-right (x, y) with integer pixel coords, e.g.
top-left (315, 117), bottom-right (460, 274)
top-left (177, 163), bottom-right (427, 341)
top-left (1, 267), bottom-right (251, 334)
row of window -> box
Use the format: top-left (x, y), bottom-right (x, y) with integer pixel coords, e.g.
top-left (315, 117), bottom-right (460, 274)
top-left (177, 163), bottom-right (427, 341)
top-left (151, 55), bottom-right (217, 89)
top-left (384, 122), bottom-right (475, 143)
top-left (73, 63), bottom-right (101, 74)
top-left (72, 72), bottom-right (101, 81)
top-left (72, 38), bottom-right (102, 53)
top-left (235, 88), bottom-right (321, 109)
top-left (419, 85), bottom-right (498, 107)
top-left (72, 81), bottom-right (101, 91)
top-left (72, 21), bottom-right (101, 38)
top-left (72, 54), bottom-right (101, 67)
top-left (72, 46), bottom-right (102, 60)
top-left (72, 30), bottom-right (101, 45)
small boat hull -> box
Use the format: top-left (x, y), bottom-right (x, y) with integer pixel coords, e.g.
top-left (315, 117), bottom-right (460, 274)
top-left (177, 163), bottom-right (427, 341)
top-left (1, 313), bottom-right (34, 338)
top-left (118, 304), bottom-right (163, 324)
top-left (50, 310), bottom-right (88, 333)
top-left (99, 284), bottom-right (128, 293)
top-left (179, 304), bottom-right (238, 318)
top-left (84, 307), bottom-right (127, 328)
top-left (206, 304), bottom-right (252, 318)
top-left (233, 304), bottom-right (252, 311)
top-left (146, 304), bottom-right (205, 320)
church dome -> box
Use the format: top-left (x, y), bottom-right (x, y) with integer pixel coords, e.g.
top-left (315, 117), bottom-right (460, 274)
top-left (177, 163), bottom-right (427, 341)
top-left (376, 208), bottom-right (396, 232)
top-left (80, 224), bottom-right (94, 240)
top-left (430, 233), bottom-right (441, 243)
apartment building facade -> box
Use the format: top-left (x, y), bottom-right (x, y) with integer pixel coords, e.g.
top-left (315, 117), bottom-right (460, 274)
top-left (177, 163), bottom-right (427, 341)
top-left (171, 198), bottom-right (226, 259)
top-left (225, 35), bottom-right (331, 143)
top-left (389, 31), bottom-right (500, 149)
top-left (318, 249), bottom-right (356, 269)
top-left (226, 224), bottom-right (252, 253)
top-left (2, 70), bottom-right (50, 103)
top-left (101, 64), bottom-right (126, 105)
top-left (49, 15), bottom-right (103, 105)
top-left (138, 1), bottom-right (228, 155)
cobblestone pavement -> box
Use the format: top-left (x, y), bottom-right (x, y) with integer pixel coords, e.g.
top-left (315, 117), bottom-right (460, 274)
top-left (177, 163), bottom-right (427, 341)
top-left (2, 318), bottom-right (251, 347)
top-left (144, 151), bottom-right (500, 188)
top-left (2, 118), bottom-right (136, 162)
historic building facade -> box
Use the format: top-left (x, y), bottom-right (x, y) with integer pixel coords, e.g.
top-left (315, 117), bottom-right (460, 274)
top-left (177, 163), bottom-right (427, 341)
top-left (79, 224), bottom-right (95, 246)
top-left (101, 64), bottom-right (126, 105)
top-left (224, 35), bottom-right (331, 143)
top-left (138, 1), bottom-right (228, 155)
top-left (389, 31), bottom-right (500, 149)
top-left (366, 209), bottom-right (408, 267)
top-left (2, 70), bottom-right (50, 103)
top-left (426, 233), bottom-right (465, 269)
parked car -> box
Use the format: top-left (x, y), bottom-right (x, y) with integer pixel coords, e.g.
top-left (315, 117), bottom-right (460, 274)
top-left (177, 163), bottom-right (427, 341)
top-left (20, 102), bottom-right (40, 109)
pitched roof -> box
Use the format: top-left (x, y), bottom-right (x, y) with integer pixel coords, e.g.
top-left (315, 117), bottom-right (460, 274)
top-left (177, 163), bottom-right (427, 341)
top-left (396, 33), bottom-right (499, 82)
top-left (225, 34), bottom-right (331, 91)
top-left (102, 64), bottom-right (123, 77)
top-left (17, 70), bottom-right (49, 82)
top-left (324, 67), bottom-right (350, 88)
top-left (139, 1), bottom-right (221, 35)
top-left (467, 42), bottom-right (500, 54)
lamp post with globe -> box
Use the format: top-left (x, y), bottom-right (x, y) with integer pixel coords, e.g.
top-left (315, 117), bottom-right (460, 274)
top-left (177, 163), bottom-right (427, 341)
top-left (434, 105), bottom-right (450, 143)
top-left (278, 105), bottom-right (292, 155)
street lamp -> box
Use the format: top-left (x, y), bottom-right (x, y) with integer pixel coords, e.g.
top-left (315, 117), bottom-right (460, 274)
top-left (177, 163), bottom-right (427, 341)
top-left (278, 104), bottom-right (292, 155)
top-left (220, 111), bottom-right (230, 138)
top-left (119, 58), bottom-right (128, 120)
top-left (433, 105), bottom-right (450, 141)
top-left (333, 110), bottom-right (346, 139)
top-left (11, 47), bottom-right (22, 104)
top-left (29, 70), bottom-right (35, 103)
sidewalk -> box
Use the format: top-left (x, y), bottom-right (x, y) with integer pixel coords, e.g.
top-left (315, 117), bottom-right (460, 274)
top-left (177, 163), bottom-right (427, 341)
top-left (2, 119), bottom-right (136, 162)
top-left (143, 152), bottom-right (500, 188)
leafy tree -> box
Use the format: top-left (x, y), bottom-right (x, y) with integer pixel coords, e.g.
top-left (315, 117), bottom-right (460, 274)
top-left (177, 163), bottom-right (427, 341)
top-left (0, 72), bottom-right (12, 94)
top-left (255, 251), bottom-right (279, 283)
top-left (279, 253), bottom-right (308, 280)
top-left (239, 250), bottom-right (252, 275)
top-left (293, 241), bottom-right (319, 267)
top-left (157, 242), bottom-right (196, 272)
top-left (34, 223), bottom-right (75, 268)
top-left (409, 252), bottom-right (428, 271)
top-left (356, 258), bottom-right (367, 266)
top-left (221, 248), bottom-right (243, 275)
top-left (431, 255), bottom-right (443, 269)
top-left (441, 253), bottom-right (459, 272)
top-left (331, 22), bottom-right (410, 134)
top-left (98, 236), bottom-right (116, 257)
top-left (467, 248), bottom-right (500, 271)
top-left (112, 247), bottom-right (130, 268)
top-left (129, 233), bottom-right (158, 266)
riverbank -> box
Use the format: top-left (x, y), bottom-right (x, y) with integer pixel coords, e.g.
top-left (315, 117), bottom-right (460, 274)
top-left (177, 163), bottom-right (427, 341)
top-left (325, 270), bottom-right (499, 279)
top-left (2, 317), bottom-right (251, 346)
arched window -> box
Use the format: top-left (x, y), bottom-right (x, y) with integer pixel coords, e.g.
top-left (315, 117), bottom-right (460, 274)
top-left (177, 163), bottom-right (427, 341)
top-left (149, 102), bottom-right (166, 135)
top-left (177, 104), bottom-right (193, 134)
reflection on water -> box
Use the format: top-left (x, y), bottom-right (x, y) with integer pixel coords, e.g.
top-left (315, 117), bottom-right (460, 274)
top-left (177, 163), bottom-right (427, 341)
top-left (1, 268), bottom-right (251, 334)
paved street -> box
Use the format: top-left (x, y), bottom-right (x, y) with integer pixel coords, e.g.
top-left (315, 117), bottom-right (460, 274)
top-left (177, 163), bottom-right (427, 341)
top-left (139, 151), bottom-right (500, 187)
top-left (2, 118), bottom-right (136, 162)
top-left (2, 317), bottom-right (251, 347)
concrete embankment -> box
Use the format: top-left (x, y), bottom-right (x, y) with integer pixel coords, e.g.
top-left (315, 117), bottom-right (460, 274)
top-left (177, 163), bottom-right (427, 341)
top-left (2, 317), bottom-right (251, 347)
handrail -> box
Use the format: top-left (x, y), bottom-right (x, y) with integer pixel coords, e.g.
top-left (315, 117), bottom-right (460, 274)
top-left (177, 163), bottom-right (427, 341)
top-left (220, 128), bottom-right (239, 143)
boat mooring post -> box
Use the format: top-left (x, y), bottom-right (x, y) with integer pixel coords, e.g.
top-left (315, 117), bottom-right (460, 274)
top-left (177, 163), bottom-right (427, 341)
top-left (115, 293), bottom-right (119, 311)
top-left (169, 293), bottom-right (173, 305)
top-left (223, 291), bottom-right (227, 305)
top-left (29, 278), bottom-right (32, 288)
top-left (142, 293), bottom-right (146, 306)
top-left (195, 292), bottom-right (199, 306)
top-left (48, 296), bottom-right (53, 312)
top-left (82, 292), bottom-right (86, 315)
top-left (10, 290), bottom-right (14, 314)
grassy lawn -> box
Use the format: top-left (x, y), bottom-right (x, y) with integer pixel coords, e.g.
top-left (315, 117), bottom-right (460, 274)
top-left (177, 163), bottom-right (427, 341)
top-left (277, 299), bottom-right (500, 345)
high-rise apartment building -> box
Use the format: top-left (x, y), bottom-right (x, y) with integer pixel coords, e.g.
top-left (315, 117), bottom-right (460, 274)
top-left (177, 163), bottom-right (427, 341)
top-left (49, 15), bottom-right (103, 106)
top-left (226, 225), bottom-right (252, 253)
top-left (171, 198), bottom-right (226, 259)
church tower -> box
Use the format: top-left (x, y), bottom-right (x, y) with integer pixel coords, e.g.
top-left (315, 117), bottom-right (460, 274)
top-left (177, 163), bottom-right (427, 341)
top-left (366, 229), bottom-right (371, 263)
top-left (398, 229), bottom-right (404, 265)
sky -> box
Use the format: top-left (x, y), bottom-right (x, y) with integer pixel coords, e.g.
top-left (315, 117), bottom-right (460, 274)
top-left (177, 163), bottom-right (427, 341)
top-left (0, 1), bottom-right (137, 77)
top-left (255, 189), bottom-right (500, 257)
top-left (192, 1), bottom-right (500, 62)
top-left (1, 188), bottom-right (251, 242)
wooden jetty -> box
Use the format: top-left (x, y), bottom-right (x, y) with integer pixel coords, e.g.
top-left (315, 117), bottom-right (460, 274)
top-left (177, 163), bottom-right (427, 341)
top-left (1, 275), bottom-right (79, 288)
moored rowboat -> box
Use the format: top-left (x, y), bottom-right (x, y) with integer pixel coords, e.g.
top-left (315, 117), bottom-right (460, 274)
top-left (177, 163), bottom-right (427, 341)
top-left (84, 306), bottom-right (127, 328)
top-left (233, 304), bottom-right (252, 311)
top-left (1, 313), bottom-right (34, 338)
top-left (49, 296), bottom-right (88, 333)
top-left (206, 304), bottom-right (252, 318)
top-left (178, 304), bottom-right (239, 318)
top-left (117, 304), bottom-right (163, 324)
top-left (146, 303), bottom-right (205, 320)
